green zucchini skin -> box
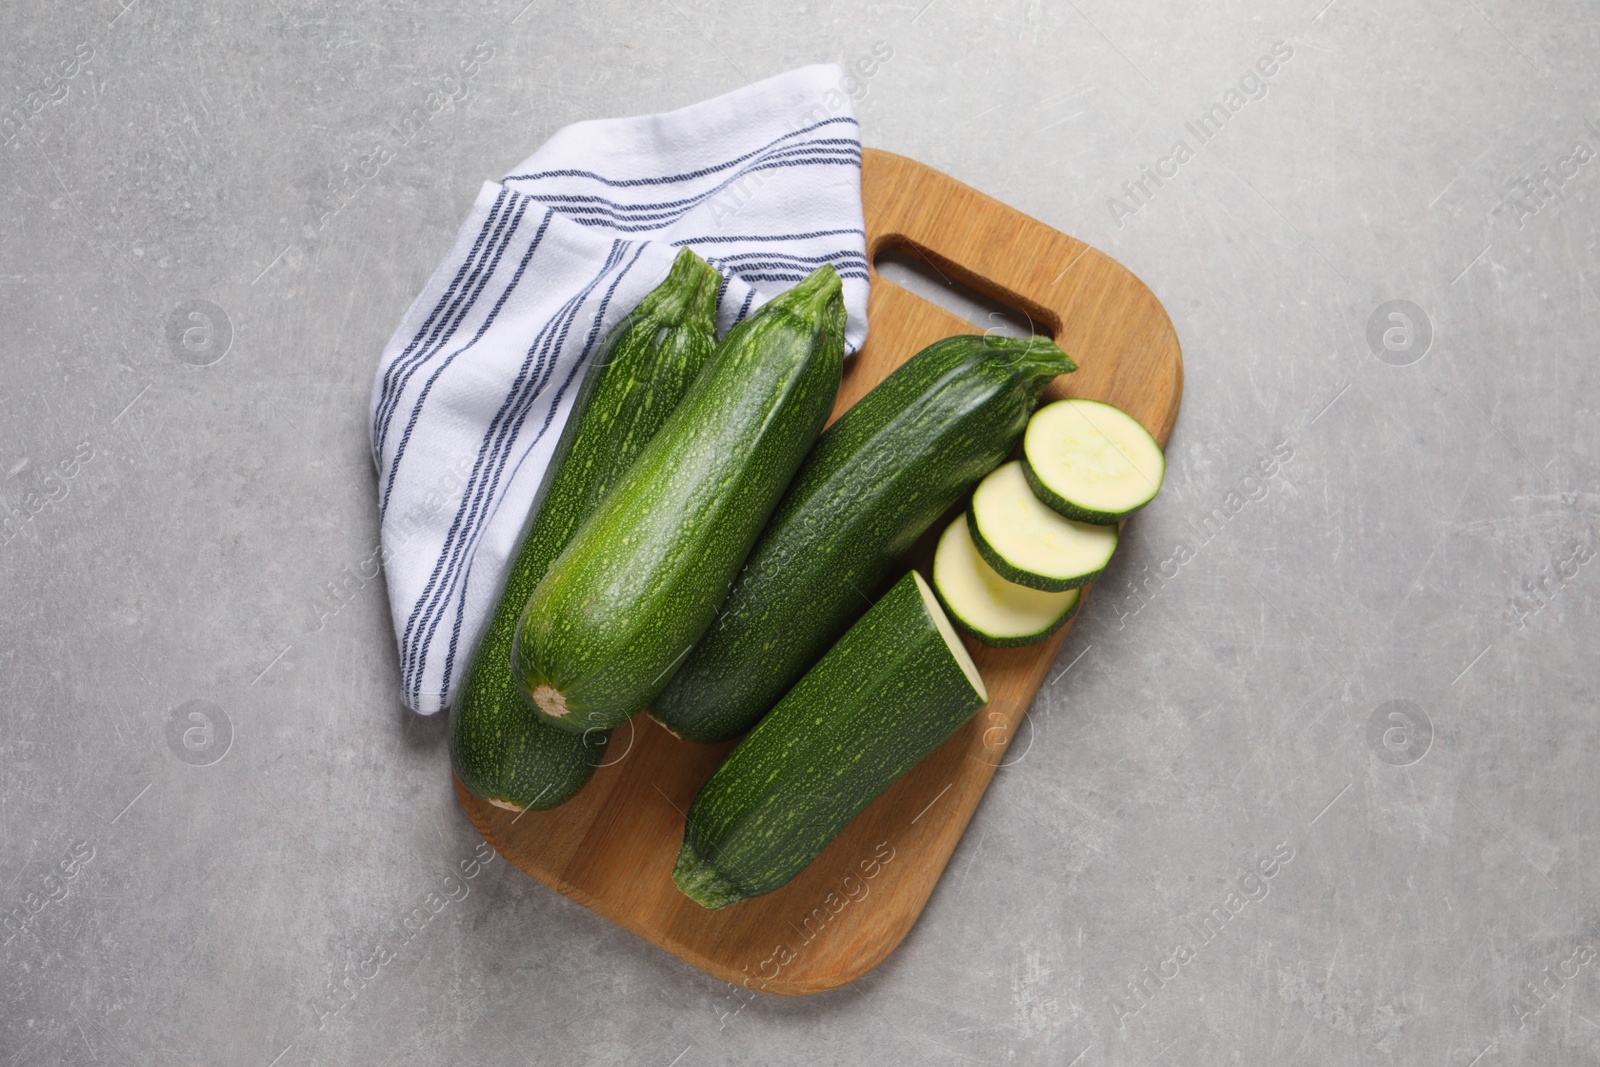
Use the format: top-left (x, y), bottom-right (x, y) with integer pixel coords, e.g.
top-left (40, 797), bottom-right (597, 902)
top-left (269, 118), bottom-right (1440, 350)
top-left (652, 334), bottom-right (1076, 744)
top-left (672, 572), bottom-right (988, 909)
top-left (449, 249), bottom-right (721, 810)
top-left (514, 266), bottom-right (847, 735)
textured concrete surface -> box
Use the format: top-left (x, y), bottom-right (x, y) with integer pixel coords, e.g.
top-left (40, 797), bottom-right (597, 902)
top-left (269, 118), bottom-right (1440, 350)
top-left (3, 1), bottom-right (1598, 1064)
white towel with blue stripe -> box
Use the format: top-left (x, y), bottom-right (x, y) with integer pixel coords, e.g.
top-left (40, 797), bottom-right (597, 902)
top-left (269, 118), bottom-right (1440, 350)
top-left (370, 65), bottom-right (869, 714)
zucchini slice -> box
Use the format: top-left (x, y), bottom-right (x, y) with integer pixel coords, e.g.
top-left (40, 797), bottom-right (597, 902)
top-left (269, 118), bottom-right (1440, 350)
top-left (1022, 398), bottom-right (1164, 523)
top-left (932, 514), bottom-right (1079, 647)
top-left (967, 461), bottom-right (1117, 591)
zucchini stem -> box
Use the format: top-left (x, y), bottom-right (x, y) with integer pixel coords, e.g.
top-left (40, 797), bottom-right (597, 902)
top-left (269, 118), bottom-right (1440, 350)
top-left (532, 684), bottom-right (570, 720)
top-left (672, 837), bottom-right (747, 910)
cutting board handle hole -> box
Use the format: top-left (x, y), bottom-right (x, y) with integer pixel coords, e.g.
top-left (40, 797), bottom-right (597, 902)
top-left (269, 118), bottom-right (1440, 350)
top-left (871, 239), bottom-right (1059, 341)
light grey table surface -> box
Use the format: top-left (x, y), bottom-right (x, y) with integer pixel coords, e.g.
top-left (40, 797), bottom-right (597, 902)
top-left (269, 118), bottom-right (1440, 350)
top-left (4, 1), bottom-right (1597, 1064)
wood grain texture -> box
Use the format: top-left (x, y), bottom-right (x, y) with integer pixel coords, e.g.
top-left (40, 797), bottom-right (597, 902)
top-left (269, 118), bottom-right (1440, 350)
top-left (455, 148), bottom-right (1183, 995)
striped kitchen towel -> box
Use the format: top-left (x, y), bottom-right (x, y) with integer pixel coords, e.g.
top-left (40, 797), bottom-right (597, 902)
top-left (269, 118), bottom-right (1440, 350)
top-left (370, 65), bottom-right (869, 714)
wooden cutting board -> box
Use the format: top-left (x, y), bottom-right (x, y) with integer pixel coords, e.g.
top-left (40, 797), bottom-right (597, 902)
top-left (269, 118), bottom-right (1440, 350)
top-left (455, 148), bottom-right (1183, 995)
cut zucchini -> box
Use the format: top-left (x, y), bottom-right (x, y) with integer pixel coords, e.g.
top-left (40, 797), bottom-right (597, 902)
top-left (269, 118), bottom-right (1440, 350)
top-left (932, 515), bottom-right (1079, 647)
top-left (967, 461), bottom-right (1117, 591)
top-left (672, 571), bottom-right (988, 909)
top-left (1023, 398), bottom-right (1164, 523)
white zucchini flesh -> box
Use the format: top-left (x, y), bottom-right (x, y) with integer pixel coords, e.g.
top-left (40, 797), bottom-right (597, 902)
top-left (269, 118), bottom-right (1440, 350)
top-left (911, 570), bottom-right (988, 701)
top-left (932, 515), bottom-right (1080, 646)
top-left (1023, 399), bottom-right (1164, 522)
top-left (968, 461), bottom-right (1118, 591)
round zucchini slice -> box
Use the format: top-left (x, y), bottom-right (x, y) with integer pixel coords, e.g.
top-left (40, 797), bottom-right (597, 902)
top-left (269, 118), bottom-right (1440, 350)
top-left (932, 514), bottom-right (1080, 647)
top-left (1022, 398), bottom-right (1164, 524)
top-left (967, 461), bottom-right (1117, 591)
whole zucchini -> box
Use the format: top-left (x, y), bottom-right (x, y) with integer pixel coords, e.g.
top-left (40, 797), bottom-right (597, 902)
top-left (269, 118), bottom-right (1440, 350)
top-left (672, 571), bottom-right (989, 909)
top-left (449, 248), bottom-right (721, 810)
top-left (514, 266), bottom-right (846, 734)
top-left (652, 334), bottom-right (1075, 743)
